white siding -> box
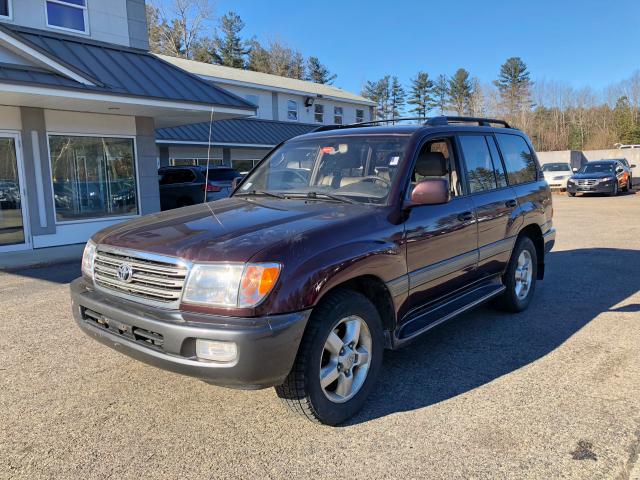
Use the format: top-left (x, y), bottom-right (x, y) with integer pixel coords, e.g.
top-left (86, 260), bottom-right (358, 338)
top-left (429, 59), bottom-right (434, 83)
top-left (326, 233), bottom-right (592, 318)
top-left (44, 110), bottom-right (136, 136)
top-left (209, 83), bottom-right (273, 120)
top-left (1, 0), bottom-right (132, 47)
top-left (0, 106), bottom-right (21, 130)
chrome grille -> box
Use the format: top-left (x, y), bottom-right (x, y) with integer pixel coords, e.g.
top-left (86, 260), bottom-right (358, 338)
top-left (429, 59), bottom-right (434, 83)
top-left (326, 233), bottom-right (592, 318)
top-left (577, 179), bottom-right (598, 186)
top-left (93, 247), bottom-right (188, 307)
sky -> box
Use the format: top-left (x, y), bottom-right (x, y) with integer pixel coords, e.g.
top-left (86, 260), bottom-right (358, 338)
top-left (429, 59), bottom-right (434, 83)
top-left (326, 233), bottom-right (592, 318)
top-left (159, 0), bottom-right (640, 95)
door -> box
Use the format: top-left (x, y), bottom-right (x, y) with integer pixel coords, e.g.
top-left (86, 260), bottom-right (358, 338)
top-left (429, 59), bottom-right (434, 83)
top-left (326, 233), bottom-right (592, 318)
top-left (0, 133), bottom-right (30, 252)
top-left (457, 133), bottom-right (520, 277)
top-left (403, 136), bottom-right (479, 316)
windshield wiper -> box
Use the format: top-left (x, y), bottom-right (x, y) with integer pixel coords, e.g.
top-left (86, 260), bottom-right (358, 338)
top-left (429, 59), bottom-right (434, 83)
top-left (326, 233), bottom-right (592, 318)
top-left (236, 190), bottom-right (286, 199)
top-left (288, 191), bottom-right (358, 204)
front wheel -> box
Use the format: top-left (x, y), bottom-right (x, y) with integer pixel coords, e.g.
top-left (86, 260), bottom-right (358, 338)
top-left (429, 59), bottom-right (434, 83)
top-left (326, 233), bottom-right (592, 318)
top-left (568, 192), bottom-right (576, 197)
top-left (275, 289), bottom-right (384, 425)
top-left (610, 182), bottom-right (619, 196)
top-left (493, 236), bottom-right (538, 313)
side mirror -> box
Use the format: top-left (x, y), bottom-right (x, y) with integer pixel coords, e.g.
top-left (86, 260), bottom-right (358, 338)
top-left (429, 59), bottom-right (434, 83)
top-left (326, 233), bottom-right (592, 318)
top-left (408, 179), bottom-right (450, 206)
top-left (631, 164), bottom-right (637, 169)
top-left (572, 167), bottom-right (578, 172)
top-left (231, 177), bottom-right (242, 190)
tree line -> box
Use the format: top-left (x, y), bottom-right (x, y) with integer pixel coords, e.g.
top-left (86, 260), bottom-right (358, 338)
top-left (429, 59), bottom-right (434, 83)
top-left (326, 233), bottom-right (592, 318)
top-left (146, 0), bottom-right (336, 84)
top-left (362, 58), bottom-right (640, 151)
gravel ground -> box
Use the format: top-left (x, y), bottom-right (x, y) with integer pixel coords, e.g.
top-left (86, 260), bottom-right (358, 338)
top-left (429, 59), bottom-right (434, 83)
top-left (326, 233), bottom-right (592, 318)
top-left (2, 191), bottom-right (640, 479)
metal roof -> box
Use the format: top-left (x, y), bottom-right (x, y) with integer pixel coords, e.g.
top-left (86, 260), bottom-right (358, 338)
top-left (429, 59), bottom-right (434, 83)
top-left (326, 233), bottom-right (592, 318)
top-left (0, 25), bottom-right (255, 110)
top-left (156, 118), bottom-right (317, 146)
top-left (156, 54), bottom-right (376, 107)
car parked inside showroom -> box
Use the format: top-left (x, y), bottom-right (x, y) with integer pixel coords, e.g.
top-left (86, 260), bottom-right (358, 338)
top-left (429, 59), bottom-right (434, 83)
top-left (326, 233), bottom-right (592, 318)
top-left (567, 160), bottom-right (631, 196)
top-left (158, 166), bottom-right (243, 210)
top-left (541, 162), bottom-right (573, 190)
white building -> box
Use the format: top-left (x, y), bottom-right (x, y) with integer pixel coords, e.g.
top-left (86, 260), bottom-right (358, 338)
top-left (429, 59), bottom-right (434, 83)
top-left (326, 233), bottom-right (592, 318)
top-left (0, 0), bottom-right (255, 256)
top-left (155, 56), bottom-right (376, 172)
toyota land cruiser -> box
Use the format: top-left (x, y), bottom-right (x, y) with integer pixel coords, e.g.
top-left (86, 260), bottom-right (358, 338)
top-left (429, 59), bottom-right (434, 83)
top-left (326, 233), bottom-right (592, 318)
top-left (71, 116), bottom-right (555, 425)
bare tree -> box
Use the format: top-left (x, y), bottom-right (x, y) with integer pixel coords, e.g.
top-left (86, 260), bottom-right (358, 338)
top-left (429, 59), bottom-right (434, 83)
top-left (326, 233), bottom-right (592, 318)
top-left (151, 0), bottom-right (213, 59)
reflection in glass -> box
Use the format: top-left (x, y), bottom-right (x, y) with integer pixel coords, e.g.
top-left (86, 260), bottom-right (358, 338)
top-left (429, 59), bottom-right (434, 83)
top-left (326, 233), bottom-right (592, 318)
top-left (0, 138), bottom-right (24, 246)
top-left (49, 136), bottom-right (138, 222)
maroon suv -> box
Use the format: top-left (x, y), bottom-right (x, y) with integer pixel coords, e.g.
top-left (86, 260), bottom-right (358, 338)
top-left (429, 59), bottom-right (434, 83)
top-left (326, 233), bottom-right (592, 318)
top-left (71, 116), bottom-right (555, 425)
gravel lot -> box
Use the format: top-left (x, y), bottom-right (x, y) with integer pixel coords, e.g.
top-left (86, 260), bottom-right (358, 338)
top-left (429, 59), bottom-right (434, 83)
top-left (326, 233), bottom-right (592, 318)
top-left (2, 191), bottom-right (640, 479)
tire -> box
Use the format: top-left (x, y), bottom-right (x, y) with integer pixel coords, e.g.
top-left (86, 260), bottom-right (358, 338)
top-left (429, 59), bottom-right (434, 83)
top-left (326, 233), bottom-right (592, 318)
top-left (610, 182), bottom-right (618, 196)
top-left (275, 289), bottom-right (384, 425)
top-left (568, 192), bottom-right (576, 197)
top-left (493, 236), bottom-right (538, 313)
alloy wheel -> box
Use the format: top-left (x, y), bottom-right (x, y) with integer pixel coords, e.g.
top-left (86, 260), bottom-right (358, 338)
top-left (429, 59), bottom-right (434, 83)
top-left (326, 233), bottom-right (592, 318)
top-left (319, 315), bottom-right (372, 403)
top-left (514, 250), bottom-right (533, 300)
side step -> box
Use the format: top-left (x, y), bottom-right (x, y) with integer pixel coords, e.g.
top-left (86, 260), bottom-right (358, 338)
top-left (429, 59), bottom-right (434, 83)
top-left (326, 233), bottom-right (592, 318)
top-left (394, 281), bottom-right (505, 348)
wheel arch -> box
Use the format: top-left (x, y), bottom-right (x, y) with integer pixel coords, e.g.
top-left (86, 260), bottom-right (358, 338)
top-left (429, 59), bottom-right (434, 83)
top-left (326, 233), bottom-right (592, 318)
top-left (516, 223), bottom-right (545, 280)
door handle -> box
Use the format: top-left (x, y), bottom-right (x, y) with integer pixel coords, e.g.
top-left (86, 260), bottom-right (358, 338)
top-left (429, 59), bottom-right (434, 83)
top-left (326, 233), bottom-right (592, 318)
top-left (505, 199), bottom-right (517, 208)
top-left (457, 211), bottom-right (474, 222)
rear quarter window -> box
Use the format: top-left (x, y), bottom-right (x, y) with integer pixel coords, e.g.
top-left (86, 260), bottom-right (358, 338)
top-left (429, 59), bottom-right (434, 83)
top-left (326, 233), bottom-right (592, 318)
top-left (495, 134), bottom-right (538, 185)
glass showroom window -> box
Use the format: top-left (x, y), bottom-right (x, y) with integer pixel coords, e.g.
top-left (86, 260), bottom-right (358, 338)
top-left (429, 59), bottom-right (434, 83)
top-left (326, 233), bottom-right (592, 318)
top-left (314, 104), bottom-right (324, 123)
top-left (356, 109), bottom-right (364, 123)
top-left (0, 0), bottom-right (11, 18)
top-left (49, 136), bottom-right (138, 222)
top-left (287, 100), bottom-right (298, 120)
top-left (46, 0), bottom-right (88, 33)
top-left (334, 106), bottom-right (343, 124)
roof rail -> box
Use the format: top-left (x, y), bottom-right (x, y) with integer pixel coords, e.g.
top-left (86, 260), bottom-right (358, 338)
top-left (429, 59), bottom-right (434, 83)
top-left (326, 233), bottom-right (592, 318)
top-left (309, 115), bottom-right (512, 133)
top-left (424, 116), bottom-right (512, 128)
top-left (311, 117), bottom-right (428, 132)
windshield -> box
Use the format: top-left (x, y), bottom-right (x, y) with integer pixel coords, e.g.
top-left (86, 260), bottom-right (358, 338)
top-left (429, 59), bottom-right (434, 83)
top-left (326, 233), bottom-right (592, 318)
top-left (580, 163), bottom-right (615, 174)
top-left (235, 135), bottom-right (410, 204)
top-left (542, 163), bottom-right (571, 172)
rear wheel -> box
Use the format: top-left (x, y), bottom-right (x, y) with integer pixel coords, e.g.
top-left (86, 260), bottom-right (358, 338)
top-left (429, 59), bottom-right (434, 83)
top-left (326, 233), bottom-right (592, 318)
top-left (493, 236), bottom-right (538, 313)
top-left (275, 289), bottom-right (384, 425)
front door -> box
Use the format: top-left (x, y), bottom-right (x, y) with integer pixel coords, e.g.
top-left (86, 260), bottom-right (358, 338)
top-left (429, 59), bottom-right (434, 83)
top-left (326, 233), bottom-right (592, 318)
top-left (0, 133), bottom-right (29, 252)
top-left (403, 136), bottom-right (478, 318)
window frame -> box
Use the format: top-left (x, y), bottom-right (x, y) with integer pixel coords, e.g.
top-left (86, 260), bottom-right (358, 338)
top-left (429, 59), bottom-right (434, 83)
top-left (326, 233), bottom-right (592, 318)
top-left (456, 132), bottom-right (510, 195)
top-left (287, 99), bottom-right (298, 121)
top-left (0, 0), bottom-right (12, 20)
top-left (314, 103), bottom-right (324, 123)
top-left (45, 0), bottom-right (90, 35)
top-left (334, 106), bottom-right (343, 125)
top-left (46, 132), bottom-right (140, 225)
top-left (355, 109), bottom-right (365, 123)
top-left (493, 132), bottom-right (540, 186)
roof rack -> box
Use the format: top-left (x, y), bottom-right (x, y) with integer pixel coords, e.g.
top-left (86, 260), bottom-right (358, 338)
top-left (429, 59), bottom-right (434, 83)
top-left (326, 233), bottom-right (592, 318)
top-left (310, 115), bottom-right (511, 133)
top-left (424, 116), bottom-right (511, 128)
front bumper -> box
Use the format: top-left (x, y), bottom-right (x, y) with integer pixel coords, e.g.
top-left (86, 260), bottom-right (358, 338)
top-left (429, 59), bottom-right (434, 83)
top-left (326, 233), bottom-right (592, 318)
top-left (70, 278), bottom-right (310, 389)
top-left (543, 227), bottom-right (556, 254)
top-left (567, 181), bottom-right (615, 194)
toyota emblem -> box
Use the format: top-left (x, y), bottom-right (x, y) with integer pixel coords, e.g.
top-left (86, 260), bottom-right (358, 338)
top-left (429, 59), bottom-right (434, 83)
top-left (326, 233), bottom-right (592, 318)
top-left (116, 263), bottom-right (134, 283)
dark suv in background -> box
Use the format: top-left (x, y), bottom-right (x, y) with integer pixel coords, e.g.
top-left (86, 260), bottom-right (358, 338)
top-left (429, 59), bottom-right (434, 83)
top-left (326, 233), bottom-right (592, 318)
top-left (72, 116), bottom-right (555, 425)
top-left (158, 166), bottom-right (242, 210)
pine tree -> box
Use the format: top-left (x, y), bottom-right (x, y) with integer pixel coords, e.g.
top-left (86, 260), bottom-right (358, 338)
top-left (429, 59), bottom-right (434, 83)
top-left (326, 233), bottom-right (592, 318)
top-left (389, 76), bottom-right (406, 119)
top-left (433, 74), bottom-right (449, 115)
top-left (214, 11), bottom-right (248, 68)
top-left (449, 68), bottom-right (472, 115)
top-left (613, 96), bottom-right (640, 144)
top-left (494, 57), bottom-right (533, 117)
top-left (306, 57), bottom-right (337, 84)
top-left (407, 71), bottom-right (434, 118)
top-left (362, 76), bottom-right (391, 119)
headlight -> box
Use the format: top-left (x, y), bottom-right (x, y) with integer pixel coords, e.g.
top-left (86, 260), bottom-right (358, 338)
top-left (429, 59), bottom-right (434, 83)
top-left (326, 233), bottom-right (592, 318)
top-left (182, 262), bottom-right (281, 308)
top-left (82, 240), bottom-right (97, 277)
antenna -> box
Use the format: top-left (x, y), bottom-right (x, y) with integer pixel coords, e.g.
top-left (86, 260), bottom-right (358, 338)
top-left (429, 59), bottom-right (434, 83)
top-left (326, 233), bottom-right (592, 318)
top-left (203, 106), bottom-right (214, 203)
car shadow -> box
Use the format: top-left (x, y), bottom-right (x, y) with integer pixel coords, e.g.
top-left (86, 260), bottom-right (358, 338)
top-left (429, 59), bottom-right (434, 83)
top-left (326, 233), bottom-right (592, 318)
top-left (1, 261), bottom-right (81, 284)
top-left (346, 247), bottom-right (640, 426)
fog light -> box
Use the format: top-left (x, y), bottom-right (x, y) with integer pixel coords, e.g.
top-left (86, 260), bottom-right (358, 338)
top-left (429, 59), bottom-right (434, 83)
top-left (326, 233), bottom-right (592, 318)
top-left (195, 339), bottom-right (237, 363)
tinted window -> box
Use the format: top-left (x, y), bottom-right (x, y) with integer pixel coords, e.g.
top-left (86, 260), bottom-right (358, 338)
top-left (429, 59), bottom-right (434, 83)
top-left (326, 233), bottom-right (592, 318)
top-left (0, 0), bottom-right (9, 17)
top-left (159, 169), bottom-right (195, 185)
top-left (486, 136), bottom-right (508, 188)
top-left (581, 163), bottom-right (615, 174)
top-left (542, 163), bottom-right (572, 172)
top-left (207, 169), bottom-right (241, 181)
top-left (495, 134), bottom-right (538, 185)
top-left (459, 135), bottom-right (500, 193)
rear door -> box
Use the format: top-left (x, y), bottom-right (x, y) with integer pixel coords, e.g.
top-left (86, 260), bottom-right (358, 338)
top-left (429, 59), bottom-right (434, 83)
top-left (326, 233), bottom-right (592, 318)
top-left (457, 133), bottom-right (521, 278)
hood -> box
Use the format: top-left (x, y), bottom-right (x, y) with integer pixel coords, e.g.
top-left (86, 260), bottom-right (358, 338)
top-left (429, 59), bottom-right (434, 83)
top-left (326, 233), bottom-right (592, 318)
top-left (543, 171), bottom-right (571, 179)
top-left (571, 172), bottom-right (615, 179)
top-left (94, 197), bottom-right (375, 263)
